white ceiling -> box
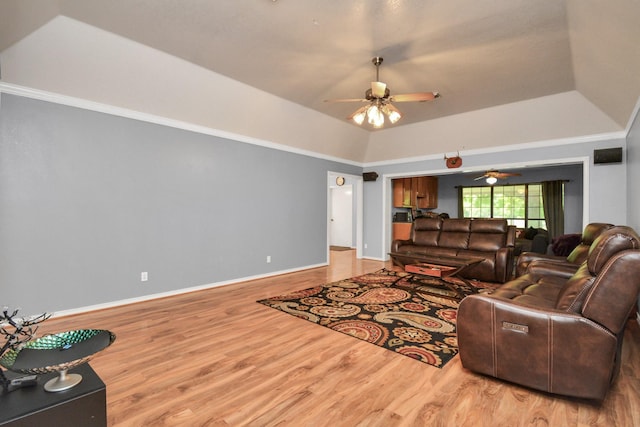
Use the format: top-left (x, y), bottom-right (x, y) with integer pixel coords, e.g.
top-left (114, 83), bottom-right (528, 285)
top-left (1, 0), bottom-right (639, 132)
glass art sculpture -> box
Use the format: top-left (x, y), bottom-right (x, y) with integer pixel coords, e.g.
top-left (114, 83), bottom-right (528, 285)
top-left (0, 329), bottom-right (115, 392)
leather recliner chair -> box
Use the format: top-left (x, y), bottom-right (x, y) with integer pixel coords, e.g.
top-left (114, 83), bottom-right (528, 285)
top-left (457, 226), bottom-right (640, 400)
top-left (514, 222), bottom-right (613, 277)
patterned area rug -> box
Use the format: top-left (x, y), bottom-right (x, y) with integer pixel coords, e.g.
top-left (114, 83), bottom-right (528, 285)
top-left (258, 268), bottom-right (498, 368)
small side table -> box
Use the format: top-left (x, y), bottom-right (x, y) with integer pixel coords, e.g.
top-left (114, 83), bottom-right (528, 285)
top-left (0, 364), bottom-right (106, 427)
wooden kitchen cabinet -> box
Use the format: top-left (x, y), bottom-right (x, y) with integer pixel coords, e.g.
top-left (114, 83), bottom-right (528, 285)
top-left (393, 222), bottom-right (412, 240)
top-left (417, 176), bottom-right (438, 209)
top-left (392, 176), bottom-right (438, 209)
top-left (402, 178), bottom-right (413, 207)
top-left (392, 179), bottom-right (405, 207)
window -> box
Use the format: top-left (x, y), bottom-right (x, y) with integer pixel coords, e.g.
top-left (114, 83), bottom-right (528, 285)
top-left (460, 183), bottom-right (547, 229)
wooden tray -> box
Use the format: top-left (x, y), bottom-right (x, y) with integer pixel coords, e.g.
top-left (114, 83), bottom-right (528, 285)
top-left (405, 263), bottom-right (457, 278)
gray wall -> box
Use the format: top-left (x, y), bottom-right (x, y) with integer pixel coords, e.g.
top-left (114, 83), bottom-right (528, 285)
top-left (626, 107), bottom-right (640, 321)
top-left (0, 94), bottom-right (361, 314)
top-left (628, 111), bottom-right (640, 231)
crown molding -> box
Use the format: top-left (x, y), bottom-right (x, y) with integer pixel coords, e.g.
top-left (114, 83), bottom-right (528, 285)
top-left (363, 130), bottom-right (627, 168)
top-left (1, 82), bottom-right (629, 170)
top-left (0, 82), bottom-right (365, 167)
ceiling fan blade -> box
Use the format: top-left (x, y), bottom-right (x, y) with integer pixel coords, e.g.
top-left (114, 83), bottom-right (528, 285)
top-left (390, 92), bottom-right (440, 102)
top-left (324, 98), bottom-right (368, 103)
top-left (474, 175), bottom-right (487, 181)
top-left (371, 81), bottom-right (387, 98)
top-left (496, 172), bottom-right (522, 178)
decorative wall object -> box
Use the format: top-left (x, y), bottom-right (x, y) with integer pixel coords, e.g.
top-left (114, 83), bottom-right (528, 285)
top-left (0, 308), bottom-right (50, 394)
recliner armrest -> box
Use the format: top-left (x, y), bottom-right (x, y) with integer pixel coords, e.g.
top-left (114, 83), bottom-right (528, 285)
top-left (494, 246), bottom-right (514, 283)
top-left (390, 239), bottom-right (412, 252)
top-left (458, 294), bottom-right (617, 400)
top-left (526, 259), bottom-right (580, 279)
top-left (515, 252), bottom-right (567, 277)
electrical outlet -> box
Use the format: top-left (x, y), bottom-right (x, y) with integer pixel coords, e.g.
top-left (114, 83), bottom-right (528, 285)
top-left (141, 272), bottom-right (148, 282)
top-left (364, 243), bottom-right (368, 249)
top-left (266, 256), bottom-right (271, 263)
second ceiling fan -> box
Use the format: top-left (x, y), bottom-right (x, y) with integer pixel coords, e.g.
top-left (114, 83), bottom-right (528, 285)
top-left (475, 170), bottom-right (522, 184)
top-left (324, 57), bottom-right (440, 128)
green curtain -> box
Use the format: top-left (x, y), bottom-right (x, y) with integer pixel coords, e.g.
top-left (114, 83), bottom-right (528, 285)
top-left (542, 180), bottom-right (564, 240)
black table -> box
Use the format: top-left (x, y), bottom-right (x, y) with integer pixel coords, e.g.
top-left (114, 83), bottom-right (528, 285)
top-left (0, 364), bottom-right (106, 426)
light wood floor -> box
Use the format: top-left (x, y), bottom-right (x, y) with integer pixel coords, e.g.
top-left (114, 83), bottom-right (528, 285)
top-left (37, 250), bottom-right (640, 426)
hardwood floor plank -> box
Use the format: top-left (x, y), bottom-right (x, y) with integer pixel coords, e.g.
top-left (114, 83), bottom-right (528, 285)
top-left (29, 250), bottom-right (640, 426)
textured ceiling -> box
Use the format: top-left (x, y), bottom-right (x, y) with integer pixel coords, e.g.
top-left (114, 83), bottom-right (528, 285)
top-left (1, 0), bottom-right (639, 131)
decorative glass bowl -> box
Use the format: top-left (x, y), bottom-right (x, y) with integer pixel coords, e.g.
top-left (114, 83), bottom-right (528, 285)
top-left (0, 329), bottom-right (115, 392)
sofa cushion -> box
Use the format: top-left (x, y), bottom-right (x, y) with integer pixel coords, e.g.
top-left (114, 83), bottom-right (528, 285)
top-left (439, 219), bottom-right (471, 249)
top-left (524, 226), bottom-right (538, 239)
top-left (393, 244), bottom-right (457, 258)
top-left (442, 218), bottom-right (471, 232)
top-left (468, 233), bottom-right (507, 252)
top-left (551, 233), bottom-right (581, 256)
top-left (470, 219), bottom-right (508, 234)
top-left (487, 271), bottom-right (565, 309)
top-left (412, 217), bottom-right (442, 246)
top-left (468, 219), bottom-right (509, 251)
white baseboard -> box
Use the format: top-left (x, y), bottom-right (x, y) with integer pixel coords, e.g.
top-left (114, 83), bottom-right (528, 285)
top-left (361, 256), bottom-right (387, 261)
top-left (50, 262), bottom-right (327, 319)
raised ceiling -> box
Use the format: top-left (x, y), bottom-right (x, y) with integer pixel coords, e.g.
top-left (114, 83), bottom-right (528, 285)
top-left (1, 0), bottom-right (639, 131)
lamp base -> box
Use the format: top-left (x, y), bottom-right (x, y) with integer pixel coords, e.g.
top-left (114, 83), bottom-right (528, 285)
top-left (44, 369), bottom-right (82, 392)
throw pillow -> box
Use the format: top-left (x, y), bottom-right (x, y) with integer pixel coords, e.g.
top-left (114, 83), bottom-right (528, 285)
top-left (524, 227), bottom-right (538, 240)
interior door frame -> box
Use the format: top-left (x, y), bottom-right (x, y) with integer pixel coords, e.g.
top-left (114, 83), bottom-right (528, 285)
top-left (327, 172), bottom-right (363, 262)
top-left (380, 156), bottom-right (590, 261)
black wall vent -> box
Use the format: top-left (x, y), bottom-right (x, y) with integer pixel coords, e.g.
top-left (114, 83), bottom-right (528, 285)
top-left (363, 172), bottom-right (379, 181)
top-left (593, 147), bottom-right (623, 164)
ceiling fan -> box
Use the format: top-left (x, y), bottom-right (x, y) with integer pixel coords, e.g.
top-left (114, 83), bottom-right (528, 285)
top-left (324, 57), bottom-right (440, 128)
top-left (474, 170), bottom-right (522, 184)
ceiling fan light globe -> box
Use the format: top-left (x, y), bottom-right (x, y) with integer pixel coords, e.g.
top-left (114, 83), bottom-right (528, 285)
top-left (372, 117), bottom-right (385, 128)
top-left (352, 111), bottom-right (366, 125)
top-left (383, 104), bottom-right (402, 123)
top-left (349, 106), bottom-right (368, 125)
top-left (486, 176), bottom-right (498, 185)
top-left (388, 110), bottom-right (401, 123)
top-left (367, 105), bottom-right (384, 127)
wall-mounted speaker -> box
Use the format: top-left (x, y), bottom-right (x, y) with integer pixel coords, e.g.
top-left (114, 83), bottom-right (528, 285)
top-left (594, 147), bottom-right (623, 164)
top-left (363, 172), bottom-right (379, 181)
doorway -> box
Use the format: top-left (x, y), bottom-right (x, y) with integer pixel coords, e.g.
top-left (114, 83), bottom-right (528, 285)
top-left (330, 185), bottom-right (353, 248)
top-left (327, 172), bottom-right (363, 261)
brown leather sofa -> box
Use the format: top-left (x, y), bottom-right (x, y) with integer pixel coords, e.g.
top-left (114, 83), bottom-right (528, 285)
top-left (515, 222), bottom-right (613, 277)
top-left (391, 217), bottom-right (516, 283)
top-left (458, 225), bottom-right (640, 400)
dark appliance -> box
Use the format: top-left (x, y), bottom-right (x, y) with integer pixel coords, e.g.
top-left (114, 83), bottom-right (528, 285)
top-left (393, 211), bottom-right (412, 222)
